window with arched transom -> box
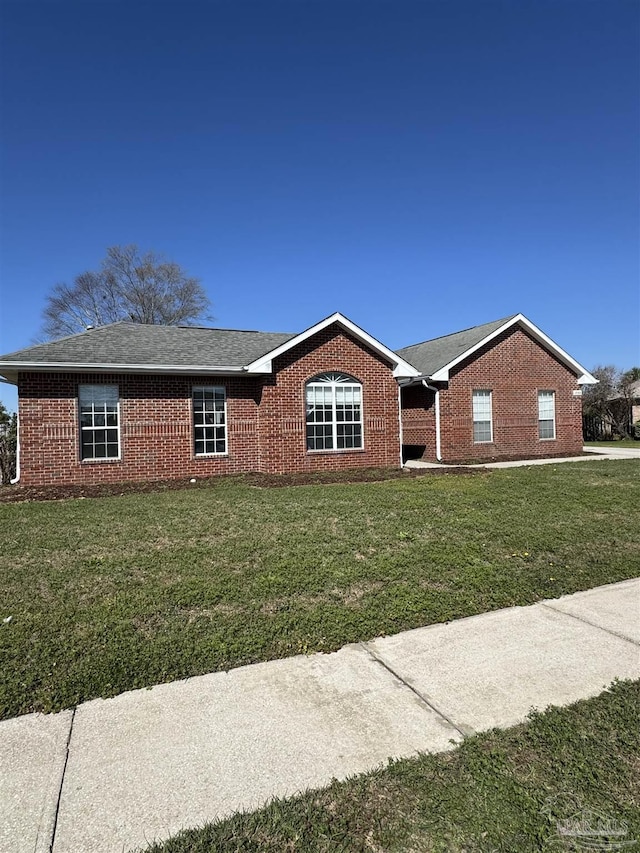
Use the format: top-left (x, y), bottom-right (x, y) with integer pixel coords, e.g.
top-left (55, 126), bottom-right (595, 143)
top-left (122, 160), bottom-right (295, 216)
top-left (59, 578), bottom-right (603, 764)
top-left (305, 372), bottom-right (363, 451)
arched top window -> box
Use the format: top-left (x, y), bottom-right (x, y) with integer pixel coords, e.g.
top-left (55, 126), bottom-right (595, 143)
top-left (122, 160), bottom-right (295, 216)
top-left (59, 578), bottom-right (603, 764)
top-left (309, 372), bottom-right (359, 385)
top-left (306, 373), bottom-right (363, 452)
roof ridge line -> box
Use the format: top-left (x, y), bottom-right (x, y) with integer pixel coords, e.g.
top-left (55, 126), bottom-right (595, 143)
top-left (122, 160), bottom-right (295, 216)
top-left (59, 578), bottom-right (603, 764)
top-left (4, 321), bottom-right (131, 355)
top-left (399, 314), bottom-right (518, 351)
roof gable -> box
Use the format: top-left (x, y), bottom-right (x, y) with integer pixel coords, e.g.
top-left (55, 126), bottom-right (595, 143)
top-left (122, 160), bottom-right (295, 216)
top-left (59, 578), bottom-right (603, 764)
top-left (245, 312), bottom-right (420, 378)
top-left (397, 316), bottom-right (515, 379)
top-left (398, 314), bottom-right (598, 385)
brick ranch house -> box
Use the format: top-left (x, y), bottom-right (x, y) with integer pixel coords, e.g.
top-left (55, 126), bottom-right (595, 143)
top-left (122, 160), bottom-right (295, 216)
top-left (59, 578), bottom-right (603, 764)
top-left (0, 312), bottom-right (596, 486)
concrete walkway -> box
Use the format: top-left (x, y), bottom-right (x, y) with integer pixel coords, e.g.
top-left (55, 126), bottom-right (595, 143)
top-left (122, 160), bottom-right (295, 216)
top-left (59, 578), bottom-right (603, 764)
top-left (2, 580), bottom-right (639, 853)
top-left (405, 444), bottom-right (640, 469)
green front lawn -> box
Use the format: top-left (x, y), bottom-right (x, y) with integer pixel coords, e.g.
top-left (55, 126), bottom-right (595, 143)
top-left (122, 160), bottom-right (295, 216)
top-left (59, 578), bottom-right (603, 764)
top-left (140, 680), bottom-right (640, 853)
top-left (1, 460), bottom-right (639, 719)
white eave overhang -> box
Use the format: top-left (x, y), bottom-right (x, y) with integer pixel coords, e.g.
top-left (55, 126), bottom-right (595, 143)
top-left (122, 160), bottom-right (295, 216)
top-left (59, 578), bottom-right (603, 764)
top-left (0, 363), bottom-right (247, 384)
top-left (245, 311), bottom-right (421, 379)
top-left (428, 314), bottom-right (598, 385)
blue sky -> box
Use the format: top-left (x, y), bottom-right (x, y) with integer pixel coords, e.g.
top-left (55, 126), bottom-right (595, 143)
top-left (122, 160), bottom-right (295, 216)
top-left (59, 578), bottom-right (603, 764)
top-left (1, 0), bottom-right (638, 412)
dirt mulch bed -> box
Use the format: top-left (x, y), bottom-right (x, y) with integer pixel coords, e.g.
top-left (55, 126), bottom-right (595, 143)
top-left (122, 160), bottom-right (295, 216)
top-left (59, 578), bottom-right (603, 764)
top-left (0, 466), bottom-right (484, 504)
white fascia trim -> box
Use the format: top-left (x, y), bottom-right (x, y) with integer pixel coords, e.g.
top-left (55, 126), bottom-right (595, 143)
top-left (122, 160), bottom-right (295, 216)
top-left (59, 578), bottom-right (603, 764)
top-left (0, 362), bottom-right (245, 376)
top-left (244, 312), bottom-right (421, 378)
top-left (429, 314), bottom-right (598, 385)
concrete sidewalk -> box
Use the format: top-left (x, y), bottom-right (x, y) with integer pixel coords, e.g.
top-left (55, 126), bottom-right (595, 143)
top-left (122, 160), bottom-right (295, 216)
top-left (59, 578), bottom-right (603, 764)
top-left (405, 444), bottom-right (640, 470)
top-left (2, 580), bottom-right (639, 853)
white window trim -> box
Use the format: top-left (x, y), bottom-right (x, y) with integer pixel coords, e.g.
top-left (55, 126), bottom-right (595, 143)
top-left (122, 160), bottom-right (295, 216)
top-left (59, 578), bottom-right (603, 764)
top-left (78, 384), bottom-right (121, 462)
top-left (472, 389), bottom-right (493, 444)
top-left (538, 390), bottom-right (556, 440)
top-left (306, 373), bottom-right (364, 453)
top-left (193, 386), bottom-right (228, 457)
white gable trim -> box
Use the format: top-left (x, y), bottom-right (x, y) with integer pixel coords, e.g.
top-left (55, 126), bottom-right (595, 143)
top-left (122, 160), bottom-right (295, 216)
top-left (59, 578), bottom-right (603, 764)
top-left (429, 314), bottom-right (598, 385)
top-left (245, 312), bottom-right (421, 378)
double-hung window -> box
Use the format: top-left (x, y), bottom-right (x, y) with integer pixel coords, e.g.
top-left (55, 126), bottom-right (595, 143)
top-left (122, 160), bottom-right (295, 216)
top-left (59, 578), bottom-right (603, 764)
top-left (306, 373), bottom-right (363, 451)
top-left (79, 385), bottom-right (120, 460)
top-left (193, 387), bottom-right (227, 455)
top-left (472, 390), bottom-right (493, 443)
top-left (538, 391), bottom-right (556, 439)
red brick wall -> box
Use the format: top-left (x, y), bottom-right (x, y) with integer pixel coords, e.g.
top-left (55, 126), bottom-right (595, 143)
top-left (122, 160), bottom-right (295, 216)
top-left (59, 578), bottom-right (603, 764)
top-left (18, 372), bottom-right (263, 486)
top-left (17, 326), bottom-right (401, 485)
top-left (413, 326), bottom-right (584, 463)
top-left (259, 327), bottom-right (401, 474)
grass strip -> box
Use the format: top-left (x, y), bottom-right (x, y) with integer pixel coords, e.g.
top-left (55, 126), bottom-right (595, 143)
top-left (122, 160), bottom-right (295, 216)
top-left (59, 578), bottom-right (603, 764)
top-left (140, 679), bottom-right (640, 853)
top-left (585, 439), bottom-right (639, 449)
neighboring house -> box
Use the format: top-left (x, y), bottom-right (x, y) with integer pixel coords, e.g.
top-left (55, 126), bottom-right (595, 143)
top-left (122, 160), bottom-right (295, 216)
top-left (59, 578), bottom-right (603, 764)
top-left (631, 381), bottom-right (640, 426)
top-left (584, 377), bottom-right (640, 440)
top-left (0, 312), bottom-right (597, 486)
top-left (609, 379), bottom-right (640, 428)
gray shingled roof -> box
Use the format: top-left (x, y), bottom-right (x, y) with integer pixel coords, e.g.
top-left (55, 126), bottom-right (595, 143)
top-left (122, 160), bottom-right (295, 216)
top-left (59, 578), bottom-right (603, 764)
top-left (0, 323), bottom-right (296, 369)
top-left (396, 315), bottom-right (517, 377)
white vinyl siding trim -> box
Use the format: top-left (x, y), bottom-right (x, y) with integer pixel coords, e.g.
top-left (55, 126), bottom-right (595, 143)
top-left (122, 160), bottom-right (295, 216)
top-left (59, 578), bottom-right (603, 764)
top-left (306, 373), bottom-right (363, 451)
top-left (538, 390), bottom-right (556, 440)
top-left (79, 384), bottom-right (121, 461)
top-left (472, 390), bottom-right (493, 443)
top-left (193, 386), bottom-right (227, 456)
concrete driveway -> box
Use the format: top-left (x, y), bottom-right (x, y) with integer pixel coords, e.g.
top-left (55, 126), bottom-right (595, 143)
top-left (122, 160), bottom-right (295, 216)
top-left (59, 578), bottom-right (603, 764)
top-left (2, 578), bottom-right (639, 853)
top-left (583, 444), bottom-right (640, 459)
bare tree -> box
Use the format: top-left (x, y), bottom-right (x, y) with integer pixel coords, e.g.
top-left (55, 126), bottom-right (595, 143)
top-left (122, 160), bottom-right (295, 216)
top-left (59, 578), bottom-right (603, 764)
top-left (582, 365), bottom-right (639, 439)
top-left (42, 245), bottom-right (212, 338)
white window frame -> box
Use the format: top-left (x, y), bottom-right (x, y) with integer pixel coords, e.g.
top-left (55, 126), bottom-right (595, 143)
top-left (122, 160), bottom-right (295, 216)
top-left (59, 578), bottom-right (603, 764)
top-left (193, 386), bottom-right (227, 456)
top-left (538, 390), bottom-right (556, 440)
top-left (78, 384), bottom-right (121, 462)
top-left (472, 390), bottom-right (493, 443)
top-left (306, 372), bottom-right (364, 452)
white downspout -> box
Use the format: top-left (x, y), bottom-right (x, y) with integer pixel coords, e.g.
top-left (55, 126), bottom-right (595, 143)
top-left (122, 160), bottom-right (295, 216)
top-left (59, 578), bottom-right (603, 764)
top-left (422, 380), bottom-right (442, 462)
top-left (397, 385), bottom-right (404, 468)
top-left (10, 414), bottom-right (19, 484)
